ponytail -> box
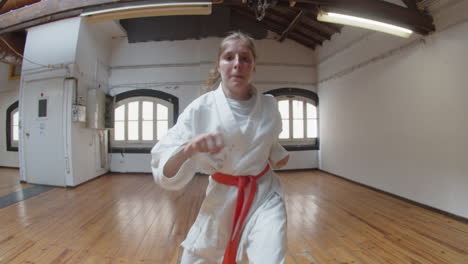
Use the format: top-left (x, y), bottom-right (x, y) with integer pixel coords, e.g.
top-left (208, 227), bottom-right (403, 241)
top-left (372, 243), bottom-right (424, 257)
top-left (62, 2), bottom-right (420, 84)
top-left (203, 65), bottom-right (220, 93)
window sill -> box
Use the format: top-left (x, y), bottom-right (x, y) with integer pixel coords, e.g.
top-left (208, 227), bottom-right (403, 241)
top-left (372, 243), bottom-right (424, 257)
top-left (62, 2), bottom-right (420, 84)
top-left (283, 144), bottom-right (319, 151)
top-left (7, 146), bottom-right (18, 152)
top-left (111, 147), bottom-right (152, 154)
top-left (111, 144), bottom-right (319, 154)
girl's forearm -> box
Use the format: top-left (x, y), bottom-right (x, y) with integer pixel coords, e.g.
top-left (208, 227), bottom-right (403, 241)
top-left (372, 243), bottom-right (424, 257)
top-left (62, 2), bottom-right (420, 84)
top-left (163, 148), bottom-right (190, 178)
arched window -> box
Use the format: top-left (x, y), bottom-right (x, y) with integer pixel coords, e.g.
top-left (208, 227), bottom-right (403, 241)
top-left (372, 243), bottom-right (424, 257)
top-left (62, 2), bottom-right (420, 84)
top-left (6, 101), bottom-right (19, 151)
top-left (111, 90), bottom-right (178, 153)
top-left (266, 88), bottom-right (319, 151)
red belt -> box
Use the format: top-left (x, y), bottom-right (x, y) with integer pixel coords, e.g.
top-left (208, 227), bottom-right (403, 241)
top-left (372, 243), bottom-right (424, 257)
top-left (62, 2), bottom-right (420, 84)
top-left (212, 164), bottom-right (270, 264)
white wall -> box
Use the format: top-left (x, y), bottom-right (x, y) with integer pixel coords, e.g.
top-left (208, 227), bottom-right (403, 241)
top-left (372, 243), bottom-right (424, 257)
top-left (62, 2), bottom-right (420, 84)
top-left (20, 18), bottom-right (82, 184)
top-left (23, 18), bottom-right (81, 71)
top-left (68, 19), bottom-right (112, 185)
top-left (19, 17), bottom-right (112, 186)
top-left (317, 0), bottom-right (468, 218)
top-left (0, 63), bottom-right (20, 167)
top-left (109, 36), bottom-right (318, 172)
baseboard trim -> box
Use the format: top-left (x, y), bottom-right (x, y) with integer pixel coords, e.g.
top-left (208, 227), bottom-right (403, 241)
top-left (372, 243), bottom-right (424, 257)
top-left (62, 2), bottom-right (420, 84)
top-left (319, 169), bottom-right (468, 224)
top-left (0, 166), bottom-right (19, 169)
top-left (275, 168), bottom-right (318, 172)
top-left (108, 171), bottom-right (151, 174)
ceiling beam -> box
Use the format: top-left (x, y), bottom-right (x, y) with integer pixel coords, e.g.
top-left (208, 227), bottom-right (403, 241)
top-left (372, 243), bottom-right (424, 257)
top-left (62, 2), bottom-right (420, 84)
top-left (0, 9), bottom-right (82, 35)
top-left (0, 0), bottom-right (8, 10)
top-left (231, 7), bottom-right (317, 48)
top-left (268, 8), bottom-right (329, 41)
top-left (296, 22), bottom-right (329, 41)
top-left (264, 8), bottom-right (324, 44)
top-left (401, 0), bottom-right (417, 10)
top-left (0, 0), bottom-right (434, 38)
top-left (279, 10), bottom-right (304, 41)
top-left (0, 0), bottom-right (197, 34)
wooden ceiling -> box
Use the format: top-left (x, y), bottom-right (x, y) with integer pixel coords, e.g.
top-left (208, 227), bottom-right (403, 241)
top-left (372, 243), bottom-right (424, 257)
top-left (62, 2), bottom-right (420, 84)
top-left (0, 0), bottom-right (435, 64)
top-left (227, 0), bottom-right (434, 49)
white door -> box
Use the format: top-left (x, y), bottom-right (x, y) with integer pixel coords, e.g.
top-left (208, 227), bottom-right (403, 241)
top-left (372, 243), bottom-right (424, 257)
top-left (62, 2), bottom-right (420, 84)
top-left (21, 78), bottom-right (67, 186)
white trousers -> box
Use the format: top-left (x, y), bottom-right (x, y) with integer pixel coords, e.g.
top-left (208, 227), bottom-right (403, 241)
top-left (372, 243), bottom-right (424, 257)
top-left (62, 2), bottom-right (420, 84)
top-left (180, 193), bottom-right (287, 264)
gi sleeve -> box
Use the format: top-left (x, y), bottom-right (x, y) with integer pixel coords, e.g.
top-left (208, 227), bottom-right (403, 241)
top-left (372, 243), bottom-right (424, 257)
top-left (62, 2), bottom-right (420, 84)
top-left (269, 142), bottom-right (289, 165)
top-left (151, 105), bottom-right (198, 191)
top-left (268, 96), bottom-right (289, 164)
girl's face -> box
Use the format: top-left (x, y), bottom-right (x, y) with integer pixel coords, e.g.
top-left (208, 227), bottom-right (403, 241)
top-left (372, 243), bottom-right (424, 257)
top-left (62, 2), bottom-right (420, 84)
top-left (217, 40), bottom-right (256, 100)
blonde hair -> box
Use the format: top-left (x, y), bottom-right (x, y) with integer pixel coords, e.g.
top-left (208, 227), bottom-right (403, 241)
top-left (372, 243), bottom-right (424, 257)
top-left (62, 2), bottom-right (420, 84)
top-left (203, 31), bottom-right (257, 93)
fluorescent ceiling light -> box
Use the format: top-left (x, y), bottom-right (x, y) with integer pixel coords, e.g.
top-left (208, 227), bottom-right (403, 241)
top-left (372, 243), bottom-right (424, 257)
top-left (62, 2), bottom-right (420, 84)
top-left (81, 2), bottom-right (212, 23)
top-left (317, 11), bottom-right (413, 38)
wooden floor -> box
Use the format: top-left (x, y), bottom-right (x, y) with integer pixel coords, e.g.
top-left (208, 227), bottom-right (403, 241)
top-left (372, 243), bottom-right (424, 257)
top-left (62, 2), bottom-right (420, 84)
top-left (0, 168), bottom-right (32, 197)
top-left (0, 169), bottom-right (467, 264)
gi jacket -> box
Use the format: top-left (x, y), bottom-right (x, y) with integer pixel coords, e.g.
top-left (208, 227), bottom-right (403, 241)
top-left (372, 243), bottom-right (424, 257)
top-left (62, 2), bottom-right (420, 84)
top-left (151, 84), bottom-right (288, 262)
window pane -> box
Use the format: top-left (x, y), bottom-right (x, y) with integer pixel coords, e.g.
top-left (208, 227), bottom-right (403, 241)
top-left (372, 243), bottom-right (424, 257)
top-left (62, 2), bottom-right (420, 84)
top-left (114, 121), bottom-right (125, 140)
top-left (278, 100), bottom-right (289, 119)
top-left (292, 100), bottom-right (303, 119)
top-left (142, 101), bottom-right (153, 121)
top-left (13, 126), bottom-right (19, 141)
top-left (307, 103), bottom-right (317, 119)
top-left (157, 120), bottom-right (168, 140)
top-left (128, 102), bottom-right (139, 121)
top-left (13, 112), bottom-right (19, 126)
top-left (115, 105), bottom-right (125, 121)
top-left (279, 120), bottom-right (289, 139)
top-left (142, 121), bottom-right (153, 140)
top-left (293, 119), bottom-right (304, 139)
top-left (128, 120), bottom-right (139, 140)
top-left (307, 119), bottom-right (317, 138)
top-left (12, 111), bottom-right (19, 141)
top-left (157, 104), bottom-right (168, 120)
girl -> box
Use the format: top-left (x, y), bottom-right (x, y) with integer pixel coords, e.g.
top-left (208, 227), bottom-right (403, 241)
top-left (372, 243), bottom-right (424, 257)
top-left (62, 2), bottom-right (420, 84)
top-left (151, 31), bottom-right (289, 264)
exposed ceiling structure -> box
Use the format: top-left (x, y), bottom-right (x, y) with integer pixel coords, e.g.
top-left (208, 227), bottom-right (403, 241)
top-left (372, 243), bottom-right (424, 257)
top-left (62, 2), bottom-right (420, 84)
top-left (0, 0), bottom-right (435, 65)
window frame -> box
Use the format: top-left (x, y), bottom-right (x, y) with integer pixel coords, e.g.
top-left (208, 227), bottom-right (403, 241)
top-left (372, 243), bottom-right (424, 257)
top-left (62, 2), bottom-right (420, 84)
top-left (265, 88), bottom-right (319, 151)
top-left (111, 97), bottom-right (174, 147)
top-left (110, 89), bottom-right (179, 154)
top-left (6, 101), bottom-right (19, 152)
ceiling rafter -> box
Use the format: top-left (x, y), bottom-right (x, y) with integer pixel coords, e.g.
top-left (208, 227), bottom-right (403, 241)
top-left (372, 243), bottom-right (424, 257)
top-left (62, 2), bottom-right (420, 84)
top-left (401, 0), bottom-right (417, 10)
top-left (296, 21), bottom-right (329, 41)
top-left (263, 8), bottom-right (324, 45)
top-left (231, 7), bottom-right (317, 48)
top-left (267, 8), bottom-right (329, 41)
top-left (0, 0), bottom-right (8, 10)
top-left (0, 0), bottom-right (435, 55)
top-left (0, 0), bottom-right (435, 34)
top-left (279, 10), bottom-right (304, 41)
top-left (0, 0), bottom-right (41, 15)
top-left (272, 7), bottom-right (341, 34)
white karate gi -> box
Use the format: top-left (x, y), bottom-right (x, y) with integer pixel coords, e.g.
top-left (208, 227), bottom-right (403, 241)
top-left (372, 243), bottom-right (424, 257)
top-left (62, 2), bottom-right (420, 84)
top-left (151, 84), bottom-right (289, 263)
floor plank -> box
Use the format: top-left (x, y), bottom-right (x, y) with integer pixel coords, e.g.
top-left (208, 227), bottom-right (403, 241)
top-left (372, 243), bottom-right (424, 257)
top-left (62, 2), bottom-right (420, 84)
top-left (0, 168), bottom-right (32, 197)
top-left (0, 169), bottom-right (467, 264)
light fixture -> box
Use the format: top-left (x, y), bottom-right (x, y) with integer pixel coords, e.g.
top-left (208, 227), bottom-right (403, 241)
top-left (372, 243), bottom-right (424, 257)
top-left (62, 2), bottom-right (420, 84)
top-left (317, 11), bottom-right (413, 38)
top-left (81, 2), bottom-right (212, 23)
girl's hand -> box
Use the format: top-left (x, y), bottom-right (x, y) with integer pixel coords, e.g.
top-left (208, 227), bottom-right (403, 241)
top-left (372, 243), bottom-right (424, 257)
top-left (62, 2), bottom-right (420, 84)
top-left (184, 131), bottom-right (225, 157)
top-left (270, 155), bottom-right (289, 169)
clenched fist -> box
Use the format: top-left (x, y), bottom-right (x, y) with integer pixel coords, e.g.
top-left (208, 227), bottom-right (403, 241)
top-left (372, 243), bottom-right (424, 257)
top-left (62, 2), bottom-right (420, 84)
top-left (184, 131), bottom-right (225, 157)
